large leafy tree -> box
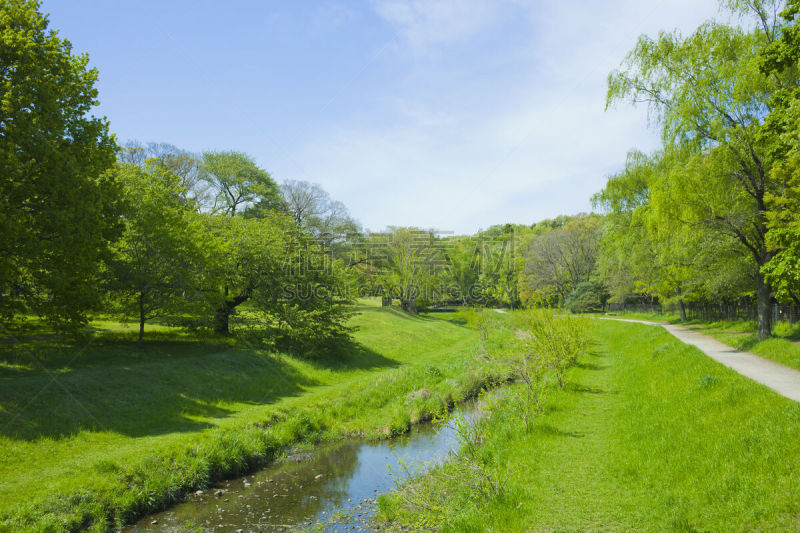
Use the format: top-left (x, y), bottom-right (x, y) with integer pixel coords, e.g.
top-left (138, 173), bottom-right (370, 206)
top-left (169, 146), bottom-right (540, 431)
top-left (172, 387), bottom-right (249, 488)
top-left (595, 150), bottom-right (753, 318)
top-left (607, 3), bottom-right (788, 338)
top-left (0, 0), bottom-right (120, 330)
top-left (206, 213), bottom-right (353, 346)
top-left (206, 214), bottom-right (288, 334)
top-left (760, 0), bottom-right (800, 304)
top-left (476, 225), bottom-right (521, 309)
top-left (445, 237), bottom-right (482, 306)
top-left (106, 163), bottom-right (208, 344)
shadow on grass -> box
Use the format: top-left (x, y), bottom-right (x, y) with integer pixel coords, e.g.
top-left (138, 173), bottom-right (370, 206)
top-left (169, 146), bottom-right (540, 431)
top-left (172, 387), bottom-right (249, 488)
top-left (565, 383), bottom-right (611, 394)
top-left (573, 361), bottom-right (608, 371)
top-left (270, 335), bottom-right (401, 372)
top-left (536, 423), bottom-right (585, 438)
top-left (0, 331), bottom-right (396, 442)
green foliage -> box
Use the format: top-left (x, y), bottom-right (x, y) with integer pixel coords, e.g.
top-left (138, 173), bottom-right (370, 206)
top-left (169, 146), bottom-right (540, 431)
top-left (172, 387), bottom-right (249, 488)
top-left (565, 281), bottom-right (607, 313)
top-left (365, 227), bottom-right (447, 313)
top-left (514, 309), bottom-right (589, 389)
top-left (201, 151), bottom-right (283, 216)
top-left (386, 409), bottom-right (509, 529)
top-left (520, 214), bottom-right (602, 306)
top-left (202, 214), bottom-right (354, 346)
top-left (105, 162), bottom-right (209, 342)
top-left (0, 0), bottom-right (120, 331)
top-left (760, 2), bottom-right (800, 304)
top-left (602, 3), bottom-right (795, 337)
top-left (445, 237), bottom-right (482, 305)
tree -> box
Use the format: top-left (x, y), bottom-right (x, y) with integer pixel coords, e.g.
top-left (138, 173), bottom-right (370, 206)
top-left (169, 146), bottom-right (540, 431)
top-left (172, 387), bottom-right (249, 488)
top-left (607, 5), bottom-right (789, 338)
top-left (205, 213), bottom-right (353, 346)
top-left (565, 282), bottom-right (608, 313)
top-left (370, 227), bottom-right (444, 313)
top-left (760, 0), bottom-right (800, 305)
top-left (201, 151), bottom-right (283, 216)
top-left (205, 214), bottom-right (288, 334)
top-left (280, 179), bottom-right (360, 248)
top-left (477, 228), bottom-right (521, 309)
top-left (107, 163), bottom-right (207, 344)
top-left (522, 215), bottom-right (602, 305)
top-left (0, 0), bottom-right (120, 330)
top-left (445, 237), bottom-right (482, 305)
top-left (593, 150), bottom-right (754, 318)
top-left (119, 141), bottom-right (208, 206)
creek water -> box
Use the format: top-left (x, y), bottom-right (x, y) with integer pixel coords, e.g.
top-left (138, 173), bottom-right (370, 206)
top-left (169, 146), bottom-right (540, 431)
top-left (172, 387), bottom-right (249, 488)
top-left (125, 402), bottom-right (484, 532)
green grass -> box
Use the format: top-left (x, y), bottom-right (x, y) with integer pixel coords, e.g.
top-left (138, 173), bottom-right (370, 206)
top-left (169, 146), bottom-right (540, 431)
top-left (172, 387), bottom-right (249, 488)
top-left (379, 319), bottom-right (800, 531)
top-left (603, 311), bottom-right (800, 372)
top-left (0, 299), bottom-right (492, 532)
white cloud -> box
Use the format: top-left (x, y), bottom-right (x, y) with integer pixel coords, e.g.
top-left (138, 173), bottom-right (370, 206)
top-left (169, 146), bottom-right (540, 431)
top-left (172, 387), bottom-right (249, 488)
top-left (272, 0), bottom-right (725, 233)
top-left (374, 0), bottom-right (501, 48)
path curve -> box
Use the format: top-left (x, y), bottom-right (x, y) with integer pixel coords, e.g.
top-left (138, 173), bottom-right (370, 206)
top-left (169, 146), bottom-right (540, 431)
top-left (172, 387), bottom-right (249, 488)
top-left (598, 317), bottom-right (800, 403)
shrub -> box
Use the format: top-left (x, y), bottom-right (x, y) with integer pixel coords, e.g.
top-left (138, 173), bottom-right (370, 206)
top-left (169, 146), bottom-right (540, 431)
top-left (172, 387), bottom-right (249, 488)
top-left (565, 281), bottom-right (608, 313)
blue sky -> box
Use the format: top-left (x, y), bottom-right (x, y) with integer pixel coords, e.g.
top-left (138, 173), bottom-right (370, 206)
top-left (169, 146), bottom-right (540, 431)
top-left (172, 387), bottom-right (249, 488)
top-left (42, 0), bottom-right (721, 234)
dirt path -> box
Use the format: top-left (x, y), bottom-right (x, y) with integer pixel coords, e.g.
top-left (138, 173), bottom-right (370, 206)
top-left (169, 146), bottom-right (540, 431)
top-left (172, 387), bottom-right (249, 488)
top-left (598, 318), bottom-right (800, 403)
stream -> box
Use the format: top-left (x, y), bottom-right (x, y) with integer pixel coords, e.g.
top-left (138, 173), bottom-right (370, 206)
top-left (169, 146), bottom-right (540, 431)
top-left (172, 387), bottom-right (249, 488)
top-left (125, 401), bottom-right (484, 532)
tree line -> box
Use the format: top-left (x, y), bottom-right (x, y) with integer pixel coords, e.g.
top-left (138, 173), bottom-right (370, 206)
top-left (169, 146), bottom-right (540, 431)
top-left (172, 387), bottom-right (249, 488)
top-left (0, 1), bottom-right (530, 345)
top-left (4, 0), bottom-right (800, 344)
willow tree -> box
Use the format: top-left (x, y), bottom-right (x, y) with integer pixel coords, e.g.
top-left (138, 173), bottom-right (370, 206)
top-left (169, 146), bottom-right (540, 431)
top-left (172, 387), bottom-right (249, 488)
top-left (607, 3), bottom-right (788, 338)
top-left (760, 0), bottom-right (800, 304)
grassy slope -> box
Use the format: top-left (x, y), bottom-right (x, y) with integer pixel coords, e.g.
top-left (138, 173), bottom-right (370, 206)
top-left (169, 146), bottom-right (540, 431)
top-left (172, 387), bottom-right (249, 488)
top-left (380, 319), bottom-right (800, 532)
top-left (605, 311), bottom-right (800, 372)
top-left (0, 300), bottom-right (487, 532)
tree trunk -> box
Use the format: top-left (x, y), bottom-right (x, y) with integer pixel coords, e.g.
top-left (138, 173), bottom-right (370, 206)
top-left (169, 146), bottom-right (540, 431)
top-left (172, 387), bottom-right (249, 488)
top-left (678, 298), bottom-right (687, 322)
top-left (757, 274), bottom-right (772, 340)
top-left (138, 291), bottom-right (145, 346)
top-left (214, 291), bottom-right (250, 334)
top-left (215, 302), bottom-right (233, 334)
top-left (401, 298), bottom-right (417, 314)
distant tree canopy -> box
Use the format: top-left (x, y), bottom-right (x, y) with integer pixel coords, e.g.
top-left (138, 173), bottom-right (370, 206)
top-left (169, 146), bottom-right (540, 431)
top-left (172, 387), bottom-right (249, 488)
top-left (519, 215), bottom-right (603, 306)
top-left (201, 150), bottom-right (284, 217)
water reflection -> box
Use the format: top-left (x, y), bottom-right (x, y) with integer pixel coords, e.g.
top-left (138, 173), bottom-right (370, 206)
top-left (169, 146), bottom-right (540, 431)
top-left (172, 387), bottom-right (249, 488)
top-left (126, 403), bottom-right (482, 532)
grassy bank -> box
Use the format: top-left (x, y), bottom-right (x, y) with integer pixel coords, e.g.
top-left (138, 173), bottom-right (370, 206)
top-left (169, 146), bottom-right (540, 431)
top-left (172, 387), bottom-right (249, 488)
top-left (379, 319), bottom-right (800, 531)
top-left (605, 311), bottom-right (800, 372)
top-left (0, 300), bottom-right (491, 532)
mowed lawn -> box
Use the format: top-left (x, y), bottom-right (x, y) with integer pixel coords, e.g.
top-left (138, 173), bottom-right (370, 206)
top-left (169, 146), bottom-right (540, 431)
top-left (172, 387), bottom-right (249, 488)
top-left (0, 300), bottom-right (484, 531)
top-left (381, 319), bottom-right (800, 532)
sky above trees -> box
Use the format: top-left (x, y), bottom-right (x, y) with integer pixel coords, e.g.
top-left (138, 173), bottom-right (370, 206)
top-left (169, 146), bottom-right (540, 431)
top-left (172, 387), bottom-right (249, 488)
top-left (43, 0), bottom-right (722, 234)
